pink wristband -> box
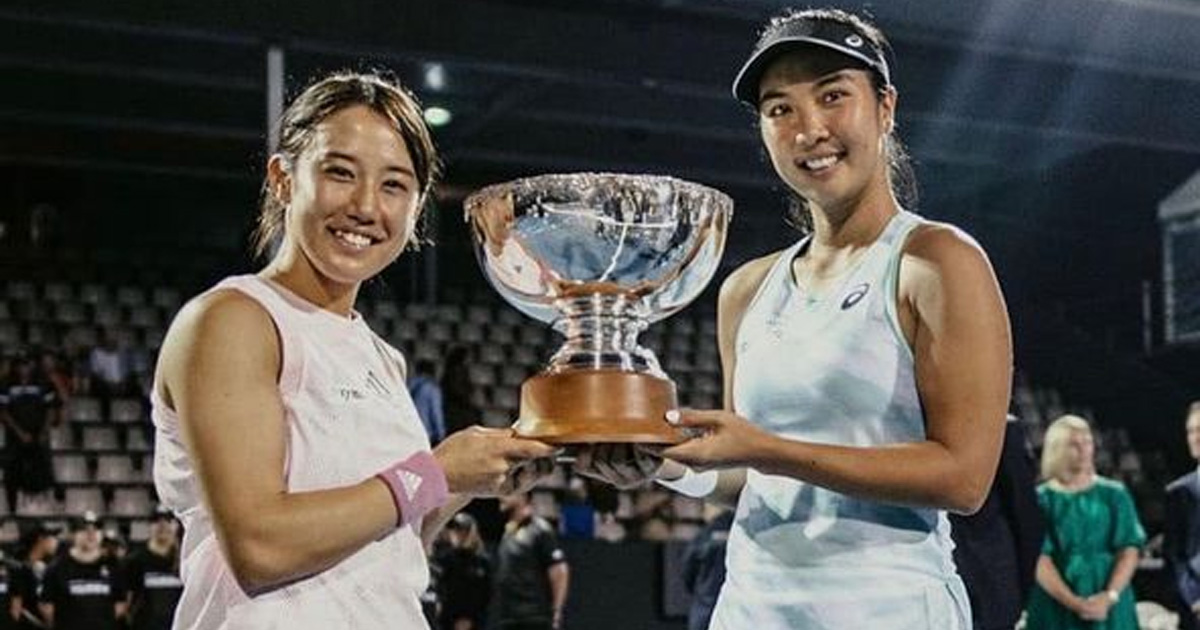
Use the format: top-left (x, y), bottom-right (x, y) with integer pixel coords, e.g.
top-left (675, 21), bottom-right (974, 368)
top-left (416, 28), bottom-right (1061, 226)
top-left (376, 451), bottom-right (449, 528)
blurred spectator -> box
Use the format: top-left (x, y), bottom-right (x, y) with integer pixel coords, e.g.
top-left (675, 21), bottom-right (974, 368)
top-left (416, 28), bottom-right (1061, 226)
top-left (0, 355), bottom-right (11, 388)
top-left (9, 522), bottom-right (58, 629)
top-left (434, 512), bottom-right (491, 630)
top-left (632, 491), bottom-right (673, 542)
top-left (440, 345), bottom-right (478, 436)
top-left (558, 477), bottom-right (595, 540)
top-left (39, 511), bottom-right (118, 630)
top-left (408, 359), bottom-right (446, 445)
top-left (439, 345), bottom-right (504, 544)
top-left (420, 561), bottom-right (442, 630)
top-left (582, 478), bottom-right (626, 543)
top-left (2, 549), bottom-right (17, 630)
top-left (495, 493), bottom-right (569, 630)
top-left (28, 203), bottom-right (61, 250)
top-left (1026, 415), bottom-right (1145, 630)
top-left (88, 328), bottom-right (138, 399)
top-left (950, 414), bottom-right (1045, 630)
top-left (114, 506), bottom-right (182, 630)
top-left (68, 347), bottom-right (92, 398)
top-left (1, 351), bottom-right (60, 511)
top-left (593, 513), bottom-right (627, 544)
top-left (682, 505), bottom-right (733, 630)
top-left (102, 529), bottom-right (127, 565)
top-left (38, 349), bottom-right (73, 402)
top-left (1165, 401), bottom-right (1200, 630)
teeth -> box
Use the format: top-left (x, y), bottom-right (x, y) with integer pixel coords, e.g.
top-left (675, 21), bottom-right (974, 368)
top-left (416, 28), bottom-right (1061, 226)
top-left (805, 155), bottom-right (839, 171)
top-left (334, 230), bottom-right (372, 248)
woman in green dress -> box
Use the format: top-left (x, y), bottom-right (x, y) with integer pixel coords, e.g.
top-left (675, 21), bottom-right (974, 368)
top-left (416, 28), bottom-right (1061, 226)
top-left (1026, 414), bottom-right (1145, 629)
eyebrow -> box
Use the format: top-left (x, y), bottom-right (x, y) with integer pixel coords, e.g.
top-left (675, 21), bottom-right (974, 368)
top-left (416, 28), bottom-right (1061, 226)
top-left (815, 71), bottom-right (854, 88)
top-left (757, 70), bottom-right (856, 106)
top-left (324, 151), bottom-right (416, 177)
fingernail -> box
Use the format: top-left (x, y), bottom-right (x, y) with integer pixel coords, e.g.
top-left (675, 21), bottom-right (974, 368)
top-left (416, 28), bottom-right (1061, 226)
top-left (665, 409), bottom-right (680, 424)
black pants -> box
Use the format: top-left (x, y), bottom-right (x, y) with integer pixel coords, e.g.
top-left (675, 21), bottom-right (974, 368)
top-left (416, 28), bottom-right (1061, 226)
top-left (4, 440), bottom-right (54, 507)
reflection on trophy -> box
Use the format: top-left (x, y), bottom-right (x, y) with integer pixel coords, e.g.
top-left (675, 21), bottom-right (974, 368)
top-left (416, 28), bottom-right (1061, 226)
top-left (464, 173), bottom-right (732, 444)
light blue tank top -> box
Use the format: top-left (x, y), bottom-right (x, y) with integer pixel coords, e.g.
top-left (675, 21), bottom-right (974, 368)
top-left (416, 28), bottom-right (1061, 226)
top-left (711, 210), bottom-right (970, 629)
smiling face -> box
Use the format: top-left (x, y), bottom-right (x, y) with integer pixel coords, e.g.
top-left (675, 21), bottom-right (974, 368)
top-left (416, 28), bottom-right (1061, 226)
top-left (269, 104), bottom-right (422, 294)
top-left (757, 48), bottom-right (895, 218)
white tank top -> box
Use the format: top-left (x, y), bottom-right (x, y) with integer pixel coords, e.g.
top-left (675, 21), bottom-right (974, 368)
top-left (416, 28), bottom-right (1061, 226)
top-left (153, 275), bottom-right (432, 630)
top-left (712, 211), bottom-right (970, 629)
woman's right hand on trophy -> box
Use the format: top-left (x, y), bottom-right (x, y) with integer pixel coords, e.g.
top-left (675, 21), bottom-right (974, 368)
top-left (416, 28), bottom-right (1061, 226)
top-left (573, 443), bottom-right (665, 489)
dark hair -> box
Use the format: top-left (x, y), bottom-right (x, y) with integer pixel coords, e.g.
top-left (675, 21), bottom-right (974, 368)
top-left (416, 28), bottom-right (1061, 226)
top-left (253, 71), bottom-right (442, 258)
top-left (756, 9), bottom-right (917, 232)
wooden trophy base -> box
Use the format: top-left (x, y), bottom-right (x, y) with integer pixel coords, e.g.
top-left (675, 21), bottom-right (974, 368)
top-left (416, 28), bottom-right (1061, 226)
top-left (514, 370), bottom-right (684, 444)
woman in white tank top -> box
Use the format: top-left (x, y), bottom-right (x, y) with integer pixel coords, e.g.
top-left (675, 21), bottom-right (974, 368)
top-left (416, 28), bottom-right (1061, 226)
top-left (578, 9), bottom-right (1013, 630)
top-left (152, 72), bottom-right (557, 630)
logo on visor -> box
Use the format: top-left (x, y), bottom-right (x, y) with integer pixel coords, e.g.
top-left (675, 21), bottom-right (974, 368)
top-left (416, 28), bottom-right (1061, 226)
top-left (845, 34), bottom-right (864, 48)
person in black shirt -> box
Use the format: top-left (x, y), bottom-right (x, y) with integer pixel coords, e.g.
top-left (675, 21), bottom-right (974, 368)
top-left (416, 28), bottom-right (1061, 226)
top-left (0, 352), bottom-right (60, 512)
top-left (434, 512), bottom-right (491, 630)
top-left (114, 506), bottom-right (182, 630)
top-left (39, 511), bottom-right (117, 630)
top-left (10, 523), bottom-right (58, 630)
top-left (494, 493), bottom-right (569, 630)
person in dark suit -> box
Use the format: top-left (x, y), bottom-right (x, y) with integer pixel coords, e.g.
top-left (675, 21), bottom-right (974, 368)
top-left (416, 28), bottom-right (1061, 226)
top-left (950, 414), bottom-right (1045, 630)
top-left (1164, 401), bottom-right (1200, 630)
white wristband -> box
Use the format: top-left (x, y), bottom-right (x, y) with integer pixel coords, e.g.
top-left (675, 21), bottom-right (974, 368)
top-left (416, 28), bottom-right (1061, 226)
top-left (656, 466), bottom-right (718, 498)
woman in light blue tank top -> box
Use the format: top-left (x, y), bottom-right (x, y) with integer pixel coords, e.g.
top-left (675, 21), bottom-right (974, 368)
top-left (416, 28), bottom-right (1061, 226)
top-left (583, 8), bottom-right (1014, 630)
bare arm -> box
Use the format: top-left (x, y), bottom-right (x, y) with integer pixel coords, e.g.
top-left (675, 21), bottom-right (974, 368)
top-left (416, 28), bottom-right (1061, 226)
top-left (1036, 555), bottom-right (1084, 613)
top-left (665, 226), bottom-right (1012, 514)
top-left (161, 291), bottom-right (556, 592)
top-left (38, 603), bottom-right (52, 629)
top-left (1071, 547), bottom-right (1141, 622)
top-left (702, 261), bottom-right (769, 508)
top-left (1105, 547), bottom-right (1140, 595)
top-left (160, 291), bottom-right (399, 592)
top-left (651, 257), bottom-right (776, 503)
top-left (114, 595), bottom-right (130, 624)
top-left (548, 562), bottom-right (570, 629)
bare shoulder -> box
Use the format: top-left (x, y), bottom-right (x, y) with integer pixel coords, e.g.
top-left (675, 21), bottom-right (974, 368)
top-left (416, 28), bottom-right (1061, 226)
top-left (158, 289), bottom-right (279, 406)
top-left (902, 221), bottom-right (991, 270)
top-left (719, 251), bottom-right (785, 313)
top-left (166, 289), bottom-right (276, 349)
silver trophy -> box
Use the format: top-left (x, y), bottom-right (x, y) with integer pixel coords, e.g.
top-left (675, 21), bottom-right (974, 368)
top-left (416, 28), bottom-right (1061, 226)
top-left (464, 173), bottom-right (732, 444)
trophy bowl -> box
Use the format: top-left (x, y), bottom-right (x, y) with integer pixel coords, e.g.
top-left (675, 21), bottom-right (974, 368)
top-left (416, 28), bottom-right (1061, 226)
top-left (464, 173), bottom-right (732, 444)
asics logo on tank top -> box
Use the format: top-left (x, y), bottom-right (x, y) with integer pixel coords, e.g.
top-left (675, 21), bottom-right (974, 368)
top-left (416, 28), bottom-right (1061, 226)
top-left (840, 283), bottom-right (870, 311)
